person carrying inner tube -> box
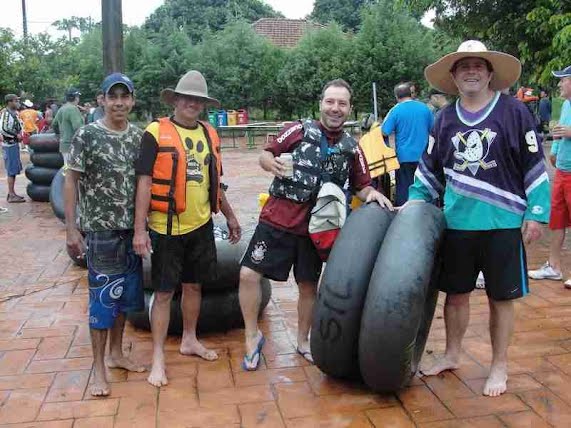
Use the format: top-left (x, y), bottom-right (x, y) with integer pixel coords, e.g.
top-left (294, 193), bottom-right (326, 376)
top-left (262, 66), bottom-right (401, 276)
top-left (133, 70), bottom-right (241, 387)
top-left (238, 79), bottom-right (393, 371)
top-left (406, 41), bottom-right (550, 396)
top-left (65, 73), bottom-right (147, 397)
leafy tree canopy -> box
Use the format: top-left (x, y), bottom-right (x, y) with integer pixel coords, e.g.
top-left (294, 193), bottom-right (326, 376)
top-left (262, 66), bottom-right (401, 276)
top-left (405, 0), bottom-right (571, 85)
top-left (144, 0), bottom-right (282, 42)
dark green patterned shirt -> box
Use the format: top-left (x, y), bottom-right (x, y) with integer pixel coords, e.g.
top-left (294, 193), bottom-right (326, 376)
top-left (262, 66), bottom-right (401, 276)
top-left (68, 120), bottom-right (143, 232)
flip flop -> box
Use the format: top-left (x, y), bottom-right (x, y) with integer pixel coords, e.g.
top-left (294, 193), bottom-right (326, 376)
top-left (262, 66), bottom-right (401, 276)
top-left (0, 207), bottom-right (7, 213)
top-left (297, 347), bottom-right (314, 364)
top-left (242, 334), bottom-right (265, 371)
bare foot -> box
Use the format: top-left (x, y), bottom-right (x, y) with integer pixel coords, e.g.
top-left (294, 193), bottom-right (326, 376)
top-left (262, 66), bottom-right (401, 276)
top-left (483, 365), bottom-right (508, 397)
top-left (147, 362), bottom-right (168, 387)
top-left (106, 355), bottom-right (146, 372)
top-left (90, 370), bottom-right (110, 397)
top-left (180, 340), bottom-right (218, 361)
top-left (420, 355), bottom-right (460, 376)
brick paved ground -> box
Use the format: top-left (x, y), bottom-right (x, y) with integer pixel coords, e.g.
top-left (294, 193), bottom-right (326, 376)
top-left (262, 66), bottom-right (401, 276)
top-left (1, 146), bottom-right (571, 427)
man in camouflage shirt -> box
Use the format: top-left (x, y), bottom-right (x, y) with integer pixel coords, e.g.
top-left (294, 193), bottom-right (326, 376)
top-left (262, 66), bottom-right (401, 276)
top-left (65, 73), bottom-right (146, 397)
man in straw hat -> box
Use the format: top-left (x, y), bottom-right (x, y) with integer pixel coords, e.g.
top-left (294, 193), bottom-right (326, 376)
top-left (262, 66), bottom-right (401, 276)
top-left (405, 41), bottom-right (550, 396)
top-left (133, 70), bottom-right (241, 387)
top-left (529, 65), bottom-right (571, 287)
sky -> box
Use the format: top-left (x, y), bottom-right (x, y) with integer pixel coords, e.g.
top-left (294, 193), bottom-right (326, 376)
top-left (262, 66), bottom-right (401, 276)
top-left (0, 1), bottom-right (432, 38)
top-left (0, 0), bottom-right (315, 38)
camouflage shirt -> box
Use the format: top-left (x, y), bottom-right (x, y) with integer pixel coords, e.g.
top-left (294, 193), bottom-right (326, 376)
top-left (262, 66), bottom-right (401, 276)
top-left (68, 120), bottom-right (143, 232)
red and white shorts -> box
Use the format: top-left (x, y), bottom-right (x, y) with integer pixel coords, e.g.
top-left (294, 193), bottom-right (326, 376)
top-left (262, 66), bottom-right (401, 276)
top-left (549, 169), bottom-right (571, 230)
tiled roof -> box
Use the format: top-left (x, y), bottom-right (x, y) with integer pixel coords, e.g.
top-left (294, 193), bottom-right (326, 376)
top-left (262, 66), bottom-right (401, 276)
top-left (252, 18), bottom-right (324, 48)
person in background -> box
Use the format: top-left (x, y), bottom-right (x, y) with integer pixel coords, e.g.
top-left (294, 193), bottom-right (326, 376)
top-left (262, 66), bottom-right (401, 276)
top-left (382, 83), bottom-right (433, 206)
top-left (538, 89), bottom-right (552, 135)
top-left (529, 65), bottom-right (571, 287)
top-left (52, 88), bottom-right (84, 165)
top-left (1, 94), bottom-right (25, 203)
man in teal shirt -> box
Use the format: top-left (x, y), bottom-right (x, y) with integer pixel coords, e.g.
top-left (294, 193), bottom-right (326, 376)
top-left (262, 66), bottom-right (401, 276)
top-left (529, 65), bottom-right (571, 287)
top-left (52, 88), bottom-right (83, 164)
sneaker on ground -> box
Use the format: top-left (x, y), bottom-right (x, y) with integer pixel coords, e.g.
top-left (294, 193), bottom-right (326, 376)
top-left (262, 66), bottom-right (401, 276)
top-left (564, 279), bottom-right (571, 289)
top-left (528, 262), bottom-right (562, 280)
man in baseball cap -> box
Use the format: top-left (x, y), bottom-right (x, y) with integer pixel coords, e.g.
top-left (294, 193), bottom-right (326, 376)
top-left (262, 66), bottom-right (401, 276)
top-left (406, 41), bottom-right (550, 396)
top-left (65, 72), bottom-right (146, 397)
top-left (529, 65), bottom-right (571, 287)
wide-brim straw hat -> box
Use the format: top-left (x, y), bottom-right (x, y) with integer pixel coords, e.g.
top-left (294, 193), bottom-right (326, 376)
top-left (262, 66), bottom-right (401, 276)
top-left (161, 70), bottom-right (220, 107)
top-left (425, 40), bottom-right (521, 95)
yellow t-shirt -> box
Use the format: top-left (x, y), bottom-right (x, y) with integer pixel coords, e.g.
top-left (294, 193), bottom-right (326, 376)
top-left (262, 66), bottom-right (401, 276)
top-left (20, 109), bottom-right (39, 133)
top-left (146, 121), bottom-right (211, 235)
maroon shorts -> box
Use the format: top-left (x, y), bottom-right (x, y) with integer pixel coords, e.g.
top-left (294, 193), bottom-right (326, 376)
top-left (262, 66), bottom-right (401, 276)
top-left (549, 169), bottom-right (571, 230)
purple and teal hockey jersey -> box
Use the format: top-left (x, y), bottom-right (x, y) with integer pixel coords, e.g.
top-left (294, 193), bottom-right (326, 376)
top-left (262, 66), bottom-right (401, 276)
top-left (409, 92), bottom-right (550, 230)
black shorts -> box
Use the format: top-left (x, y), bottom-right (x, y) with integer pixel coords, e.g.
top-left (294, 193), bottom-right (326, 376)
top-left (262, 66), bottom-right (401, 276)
top-left (149, 219), bottom-right (217, 291)
top-left (240, 222), bottom-right (322, 283)
top-left (439, 229), bottom-right (529, 301)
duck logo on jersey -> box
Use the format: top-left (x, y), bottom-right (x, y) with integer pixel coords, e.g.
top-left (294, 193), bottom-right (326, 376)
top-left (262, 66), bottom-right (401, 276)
top-left (452, 128), bottom-right (497, 175)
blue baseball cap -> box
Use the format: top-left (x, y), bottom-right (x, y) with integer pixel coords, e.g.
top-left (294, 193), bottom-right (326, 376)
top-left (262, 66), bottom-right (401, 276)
top-left (552, 65), bottom-right (571, 78)
top-left (101, 73), bottom-right (135, 94)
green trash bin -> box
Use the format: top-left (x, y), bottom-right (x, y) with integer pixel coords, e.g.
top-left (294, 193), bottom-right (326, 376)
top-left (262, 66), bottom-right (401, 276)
top-left (208, 110), bottom-right (217, 127)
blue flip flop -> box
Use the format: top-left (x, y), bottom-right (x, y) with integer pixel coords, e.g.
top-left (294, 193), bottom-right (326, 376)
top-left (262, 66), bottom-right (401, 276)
top-left (242, 334), bottom-right (265, 371)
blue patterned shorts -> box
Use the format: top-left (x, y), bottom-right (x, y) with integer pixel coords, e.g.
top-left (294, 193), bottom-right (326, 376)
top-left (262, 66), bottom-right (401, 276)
top-left (86, 230), bottom-right (144, 330)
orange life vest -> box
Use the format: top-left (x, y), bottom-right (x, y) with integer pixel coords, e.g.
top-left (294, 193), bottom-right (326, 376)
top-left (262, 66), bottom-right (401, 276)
top-left (150, 118), bottom-right (222, 222)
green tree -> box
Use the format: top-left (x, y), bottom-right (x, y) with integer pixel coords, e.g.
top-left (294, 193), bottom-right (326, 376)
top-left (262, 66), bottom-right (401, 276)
top-left (275, 24), bottom-right (352, 117)
top-left (190, 21), bottom-right (285, 118)
top-left (310, 0), bottom-right (374, 31)
top-left (0, 29), bottom-right (16, 95)
top-left (52, 16), bottom-right (94, 42)
top-left (349, 0), bottom-right (439, 115)
top-left (405, 0), bottom-right (571, 86)
top-left (144, 0), bottom-right (282, 43)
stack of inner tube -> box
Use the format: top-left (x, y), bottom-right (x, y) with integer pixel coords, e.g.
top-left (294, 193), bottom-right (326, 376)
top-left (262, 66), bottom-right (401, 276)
top-left (26, 133), bottom-right (63, 202)
top-left (128, 229), bottom-right (272, 334)
top-left (311, 202), bottom-right (445, 393)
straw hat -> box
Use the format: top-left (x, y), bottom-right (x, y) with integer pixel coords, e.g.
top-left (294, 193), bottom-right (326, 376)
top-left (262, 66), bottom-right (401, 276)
top-left (424, 40), bottom-right (521, 95)
top-left (161, 70), bottom-right (220, 107)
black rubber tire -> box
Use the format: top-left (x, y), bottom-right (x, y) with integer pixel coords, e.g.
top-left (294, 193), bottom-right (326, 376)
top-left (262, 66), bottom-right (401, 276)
top-left (359, 203), bottom-right (445, 393)
top-left (203, 232), bottom-right (254, 292)
top-left (127, 278), bottom-right (271, 334)
top-left (311, 204), bottom-right (394, 379)
top-left (25, 165), bottom-right (58, 186)
top-left (29, 133), bottom-right (59, 153)
top-left (26, 183), bottom-right (50, 202)
top-left (50, 168), bottom-right (66, 222)
top-left (30, 152), bottom-right (64, 169)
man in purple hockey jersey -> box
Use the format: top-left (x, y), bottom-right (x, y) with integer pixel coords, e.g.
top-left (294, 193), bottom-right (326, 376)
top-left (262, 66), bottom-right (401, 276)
top-left (406, 41), bottom-right (550, 397)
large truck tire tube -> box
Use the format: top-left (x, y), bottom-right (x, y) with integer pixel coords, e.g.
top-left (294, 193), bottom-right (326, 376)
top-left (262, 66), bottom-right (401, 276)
top-left (50, 168), bottom-right (66, 222)
top-left (127, 278), bottom-right (271, 334)
top-left (31, 152), bottom-right (64, 169)
top-left (25, 165), bottom-right (58, 186)
top-left (311, 204), bottom-right (394, 379)
top-left (359, 203), bottom-right (445, 393)
top-left (29, 133), bottom-right (59, 153)
top-left (203, 232), bottom-right (253, 292)
top-left (26, 183), bottom-right (51, 202)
